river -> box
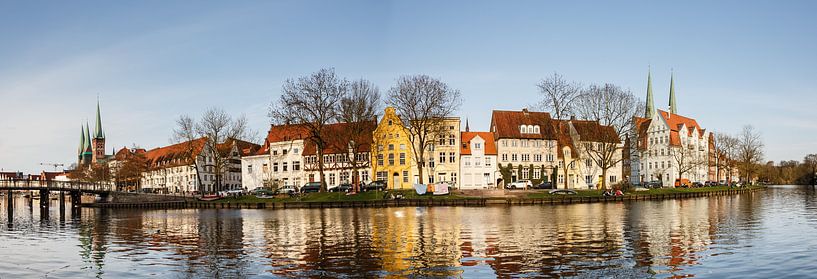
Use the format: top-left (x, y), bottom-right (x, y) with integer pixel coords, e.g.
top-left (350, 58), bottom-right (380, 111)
top-left (1, 185), bottom-right (816, 278)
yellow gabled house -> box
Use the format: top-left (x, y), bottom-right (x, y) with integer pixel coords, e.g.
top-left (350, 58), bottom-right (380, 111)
top-left (372, 107), bottom-right (415, 190)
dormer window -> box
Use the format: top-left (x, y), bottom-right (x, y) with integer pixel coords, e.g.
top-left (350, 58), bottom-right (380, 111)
top-left (533, 125), bottom-right (540, 134)
top-left (521, 126), bottom-right (527, 133)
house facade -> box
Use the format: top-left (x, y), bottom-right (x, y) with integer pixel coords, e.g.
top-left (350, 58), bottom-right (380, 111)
top-left (459, 131), bottom-right (498, 189)
top-left (415, 118), bottom-right (461, 187)
top-left (491, 109), bottom-right (559, 188)
top-left (371, 107), bottom-right (414, 190)
top-left (302, 121), bottom-right (376, 189)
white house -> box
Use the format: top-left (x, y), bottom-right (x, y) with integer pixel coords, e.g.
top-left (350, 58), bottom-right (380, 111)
top-left (459, 131), bottom-right (498, 189)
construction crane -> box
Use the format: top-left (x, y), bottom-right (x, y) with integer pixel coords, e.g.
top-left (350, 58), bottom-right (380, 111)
top-left (39, 162), bottom-right (65, 171)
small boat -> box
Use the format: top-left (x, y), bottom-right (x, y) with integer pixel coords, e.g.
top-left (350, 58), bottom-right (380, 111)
top-left (255, 195), bottom-right (275, 199)
top-left (197, 195), bottom-right (222, 201)
top-left (414, 184), bottom-right (427, 195)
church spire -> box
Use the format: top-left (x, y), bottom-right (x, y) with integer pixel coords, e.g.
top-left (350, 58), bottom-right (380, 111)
top-left (84, 122), bottom-right (92, 153)
top-left (645, 67), bottom-right (655, 119)
top-left (94, 97), bottom-right (104, 139)
top-left (465, 117), bottom-right (470, 132)
top-left (669, 70), bottom-right (677, 114)
top-left (78, 125), bottom-right (85, 157)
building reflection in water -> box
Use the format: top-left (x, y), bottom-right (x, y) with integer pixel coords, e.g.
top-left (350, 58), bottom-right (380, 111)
top-left (0, 192), bottom-right (774, 278)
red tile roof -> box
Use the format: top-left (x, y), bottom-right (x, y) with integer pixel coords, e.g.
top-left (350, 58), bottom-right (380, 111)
top-left (302, 121), bottom-right (377, 156)
top-left (490, 109), bottom-right (556, 139)
top-left (633, 117), bottom-right (652, 150)
top-left (264, 124), bottom-right (310, 143)
top-left (552, 121), bottom-right (576, 159)
top-left (658, 110), bottom-right (705, 146)
top-left (568, 120), bottom-right (621, 144)
top-left (144, 138), bottom-right (207, 168)
top-left (460, 132), bottom-right (497, 155)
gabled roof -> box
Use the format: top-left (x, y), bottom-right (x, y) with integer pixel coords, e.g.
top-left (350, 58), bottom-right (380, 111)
top-left (490, 109), bottom-right (556, 139)
top-left (114, 147), bottom-right (147, 160)
top-left (144, 138), bottom-right (207, 168)
top-left (658, 110), bottom-right (706, 146)
top-left (460, 132), bottom-right (497, 155)
top-left (302, 121), bottom-right (377, 156)
top-left (264, 124), bottom-right (310, 143)
top-left (225, 138), bottom-right (263, 157)
top-left (569, 120), bottom-right (621, 144)
top-left (634, 117), bottom-right (652, 150)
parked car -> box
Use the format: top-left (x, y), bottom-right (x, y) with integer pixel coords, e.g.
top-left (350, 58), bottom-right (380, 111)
top-left (329, 183), bottom-right (353, 192)
top-left (301, 182), bottom-right (322, 193)
top-left (506, 180), bottom-right (532, 190)
top-left (691, 182), bottom-right (704, 188)
top-left (363, 180), bottom-right (387, 191)
top-left (533, 182), bottom-right (554, 189)
top-left (646, 181), bottom-right (663, 188)
top-left (674, 178), bottom-right (691, 188)
top-left (278, 185), bottom-right (299, 195)
top-left (549, 189), bottom-right (577, 195)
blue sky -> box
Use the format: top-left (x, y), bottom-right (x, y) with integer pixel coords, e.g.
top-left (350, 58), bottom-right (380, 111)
top-left (0, 1), bottom-right (815, 173)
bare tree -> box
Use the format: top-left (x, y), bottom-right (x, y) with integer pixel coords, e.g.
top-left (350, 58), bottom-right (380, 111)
top-left (336, 79), bottom-right (381, 192)
top-left (715, 132), bottom-right (739, 183)
top-left (537, 72), bottom-right (582, 120)
top-left (172, 115), bottom-right (204, 192)
top-left (737, 125), bottom-right (764, 184)
top-left (803, 154), bottom-right (817, 186)
top-left (270, 68), bottom-right (347, 192)
top-left (387, 75), bottom-right (462, 185)
top-left (573, 83), bottom-right (640, 190)
top-left (668, 143), bottom-right (707, 182)
top-left (196, 107), bottom-right (251, 192)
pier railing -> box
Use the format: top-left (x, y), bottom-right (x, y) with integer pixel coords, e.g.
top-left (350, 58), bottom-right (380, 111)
top-left (0, 179), bottom-right (116, 192)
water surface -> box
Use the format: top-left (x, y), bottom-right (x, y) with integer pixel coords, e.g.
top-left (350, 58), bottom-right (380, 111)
top-left (1, 185), bottom-right (816, 278)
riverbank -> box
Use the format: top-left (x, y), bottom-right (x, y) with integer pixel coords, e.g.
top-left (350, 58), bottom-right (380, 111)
top-left (82, 185), bottom-right (766, 209)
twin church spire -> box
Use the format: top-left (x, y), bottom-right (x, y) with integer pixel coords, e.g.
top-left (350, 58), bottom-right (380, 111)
top-left (644, 68), bottom-right (678, 118)
top-left (78, 98), bottom-right (106, 166)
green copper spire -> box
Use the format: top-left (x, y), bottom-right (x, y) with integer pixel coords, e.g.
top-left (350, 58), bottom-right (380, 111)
top-left (669, 71), bottom-right (677, 114)
top-left (79, 125), bottom-right (85, 157)
top-left (645, 68), bottom-right (655, 119)
top-left (84, 122), bottom-right (92, 153)
top-left (94, 98), bottom-right (104, 139)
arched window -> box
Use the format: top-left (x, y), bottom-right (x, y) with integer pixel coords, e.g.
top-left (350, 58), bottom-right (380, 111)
top-left (520, 126), bottom-right (527, 133)
top-left (533, 125), bottom-right (540, 133)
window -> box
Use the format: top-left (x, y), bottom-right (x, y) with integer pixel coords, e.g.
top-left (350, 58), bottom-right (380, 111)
top-left (521, 154), bottom-right (530, 162)
top-left (273, 163), bottom-right (279, 172)
top-left (449, 135), bottom-right (455, 145)
top-left (502, 140), bottom-right (508, 147)
top-left (293, 161), bottom-right (300, 171)
top-left (247, 164), bottom-right (253, 174)
top-left (451, 173), bottom-right (457, 183)
top-left (273, 150), bottom-right (278, 155)
top-left (283, 162), bottom-right (288, 172)
top-left (475, 156), bottom-right (481, 166)
top-left (377, 144), bottom-right (384, 151)
top-left (533, 169), bottom-right (541, 179)
top-left (586, 159), bottom-right (592, 168)
top-left (377, 154), bottom-right (384, 166)
top-left (485, 157), bottom-right (491, 167)
top-left (400, 144), bottom-right (406, 150)
top-left (329, 173), bottom-right (336, 185)
top-left (558, 174), bottom-right (564, 184)
top-left (400, 153), bottom-right (406, 165)
top-left (283, 149), bottom-right (288, 155)
top-left (376, 171), bottom-right (387, 181)
top-left (586, 175), bottom-right (592, 184)
top-left (439, 138), bottom-right (446, 145)
top-left (439, 152), bottom-right (446, 164)
top-left (521, 140), bottom-right (528, 147)
top-left (534, 154), bottom-right (542, 162)
top-left (547, 154), bottom-right (554, 162)
top-left (293, 148), bottom-right (299, 154)
top-left (522, 168), bottom-right (529, 179)
top-left (502, 154), bottom-right (508, 162)
top-left (511, 140), bottom-right (518, 147)
top-left (511, 154), bottom-right (518, 162)
top-left (610, 176), bottom-right (617, 183)
top-left (534, 126), bottom-right (540, 133)
top-left (475, 143), bottom-right (482, 149)
top-left (388, 154), bottom-right (394, 165)
top-left (361, 170), bottom-right (369, 182)
top-left (389, 144), bottom-right (394, 151)
top-left (521, 126), bottom-right (527, 133)
top-left (388, 120), bottom-right (393, 125)
top-left (464, 157), bottom-right (471, 167)
top-left (449, 152), bottom-right (455, 163)
top-left (403, 171), bottom-right (409, 183)
top-left (340, 172), bottom-right (349, 183)
top-left (429, 158), bottom-right (435, 169)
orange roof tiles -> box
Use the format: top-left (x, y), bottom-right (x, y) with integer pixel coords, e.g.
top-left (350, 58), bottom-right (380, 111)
top-left (490, 109), bottom-right (556, 139)
top-left (460, 132), bottom-right (497, 155)
top-left (302, 121), bottom-right (377, 156)
top-left (144, 138), bottom-right (207, 168)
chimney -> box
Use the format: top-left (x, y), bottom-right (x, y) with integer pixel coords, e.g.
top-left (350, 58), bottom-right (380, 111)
top-left (522, 107), bottom-right (529, 114)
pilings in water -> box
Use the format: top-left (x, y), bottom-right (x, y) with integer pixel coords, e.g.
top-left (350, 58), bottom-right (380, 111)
top-left (6, 190), bottom-right (12, 226)
top-left (39, 189), bottom-right (49, 220)
top-left (59, 191), bottom-right (66, 220)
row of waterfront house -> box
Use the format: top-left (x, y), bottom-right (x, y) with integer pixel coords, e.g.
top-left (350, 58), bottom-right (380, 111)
top-left (65, 73), bottom-right (738, 193)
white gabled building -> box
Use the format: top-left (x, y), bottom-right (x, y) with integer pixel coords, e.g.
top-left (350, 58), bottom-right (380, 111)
top-left (630, 71), bottom-right (715, 187)
top-left (245, 124), bottom-right (310, 190)
top-left (459, 131), bottom-right (498, 189)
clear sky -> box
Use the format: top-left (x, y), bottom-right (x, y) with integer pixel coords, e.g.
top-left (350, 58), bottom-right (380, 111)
top-left (1, 1), bottom-right (815, 173)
